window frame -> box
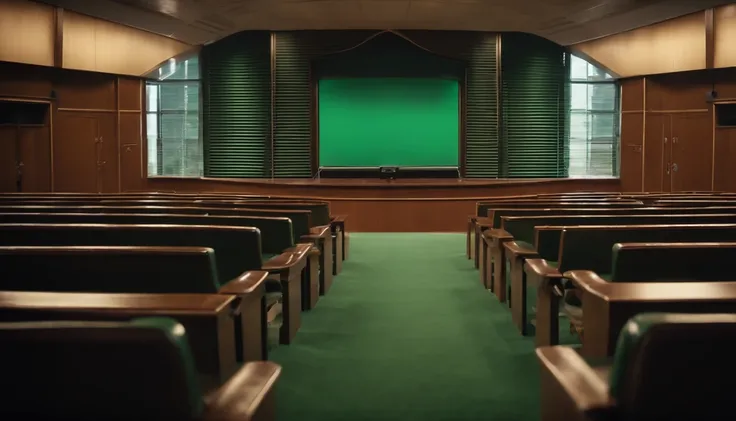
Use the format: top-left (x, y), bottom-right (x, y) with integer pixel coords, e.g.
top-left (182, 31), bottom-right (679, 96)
top-left (144, 55), bottom-right (203, 178)
top-left (566, 53), bottom-right (620, 179)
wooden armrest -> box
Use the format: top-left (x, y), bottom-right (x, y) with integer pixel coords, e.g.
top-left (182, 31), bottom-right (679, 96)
top-left (262, 243), bottom-right (312, 271)
top-left (468, 215), bottom-right (478, 222)
top-left (309, 247), bottom-right (320, 257)
top-left (309, 225), bottom-right (330, 237)
top-left (524, 259), bottom-right (562, 288)
top-left (204, 361), bottom-right (281, 421)
top-left (504, 241), bottom-right (538, 258)
top-left (536, 347), bottom-right (612, 414)
top-left (564, 270), bottom-right (609, 292)
top-left (218, 271), bottom-right (269, 295)
top-left (331, 215), bottom-right (347, 223)
top-left (489, 228), bottom-right (513, 241)
top-left (476, 217), bottom-right (492, 228)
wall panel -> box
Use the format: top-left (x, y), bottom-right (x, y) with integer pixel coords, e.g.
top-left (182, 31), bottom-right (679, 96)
top-left (0, 0), bottom-right (54, 67)
top-left (714, 5), bottom-right (736, 69)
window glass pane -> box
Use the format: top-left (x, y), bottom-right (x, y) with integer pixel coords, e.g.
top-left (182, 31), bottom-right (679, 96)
top-left (144, 55), bottom-right (202, 177)
top-left (567, 54), bottom-right (618, 178)
top-left (146, 112), bottom-right (159, 176)
top-left (146, 84), bottom-right (158, 112)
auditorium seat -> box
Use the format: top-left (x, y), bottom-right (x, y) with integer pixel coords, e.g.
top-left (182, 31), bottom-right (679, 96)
top-left (0, 317), bottom-right (281, 421)
top-left (537, 313), bottom-right (736, 421)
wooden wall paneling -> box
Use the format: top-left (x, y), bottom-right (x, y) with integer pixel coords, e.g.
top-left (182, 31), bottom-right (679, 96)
top-left (620, 112), bottom-right (643, 192)
top-left (620, 78), bottom-right (644, 111)
top-left (53, 112), bottom-right (98, 192)
top-left (62, 11), bottom-right (194, 77)
top-left (643, 113), bottom-right (667, 192)
top-left (646, 72), bottom-right (712, 112)
top-left (0, 63), bottom-right (54, 99)
top-left (713, 128), bottom-right (736, 191)
top-left (0, 127), bottom-right (18, 192)
top-left (118, 77), bottom-right (143, 111)
top-left (714, 68), bottom-right (736, 100)
top-left (670, 112), bottom-right (714, 192)
top-left (146, 177), bottom-right (621, 231)
top-left (714, 4), bottom-right (736, 69)
top-left (119, 112), bottom-right (143, 192)
top-left (572, 12), bottom-right (707, 78)
top-left (0, 0), bottom-right (54, 67)
top-left (54, 70), bottom-right (116, 110)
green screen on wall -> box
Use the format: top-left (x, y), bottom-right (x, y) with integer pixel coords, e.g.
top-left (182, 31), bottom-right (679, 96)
top-left (318, 78), bottom-right (459, 168)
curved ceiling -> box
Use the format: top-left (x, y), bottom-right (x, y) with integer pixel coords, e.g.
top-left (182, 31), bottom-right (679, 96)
top-left (37, 0), bottom-right (731, 46)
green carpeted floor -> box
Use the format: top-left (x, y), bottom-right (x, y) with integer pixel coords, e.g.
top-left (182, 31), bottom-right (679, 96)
top-left (270, 233), bottom-right (540, 421)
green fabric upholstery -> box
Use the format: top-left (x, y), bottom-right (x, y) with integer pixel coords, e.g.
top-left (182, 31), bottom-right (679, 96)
top-left (611, 243), bottom-right (736, 282)
top-left (609, 313), bottom-right (736, 421)
top-left (0, 317), bottom-right (203, 420)
top-left (0, 223), bottom-right (264, 283)
top-left (558, 225), bottom-right (736, 274)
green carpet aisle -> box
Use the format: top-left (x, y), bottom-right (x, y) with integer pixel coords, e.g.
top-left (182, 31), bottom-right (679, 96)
top-left (270, 233), bottom-right (540, 421)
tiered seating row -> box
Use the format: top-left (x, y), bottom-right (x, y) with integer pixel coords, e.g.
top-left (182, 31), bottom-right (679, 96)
top-left (0, 192), bottom-right (350, 420)
top-left (466, 191), bottom-right (736, 421)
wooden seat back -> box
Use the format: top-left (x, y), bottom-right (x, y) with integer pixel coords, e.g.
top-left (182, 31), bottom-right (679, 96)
top-left (0, 224), bottom-right (262, 283)
top-left (610, 313), bottom-right (736, 421)
top-left (476, 201), bottom-right (643, 220)
top-left (611, 242), bottom-right (736, 282)
top-left (0, 205), bottom-right (312, 245)
top-left (555, 224), bottom-right (736, 274)
top-left (0, 246), bottom-right (221, 293)
top-left (0, 317), bottom-right (204, 420)
top-left (502, 214), bottom-right (736, 260)
top-left (0, 291), bottom-right (240, 391)
top-left (0, 213), bottom-right (294, 255)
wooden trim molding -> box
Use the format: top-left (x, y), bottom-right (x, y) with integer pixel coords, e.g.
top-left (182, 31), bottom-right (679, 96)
top-left (641, 77), bottom-right (647, 192)
top-left (53, 7), bottom-right (63, 68)
top-left (706, 8), bottom-right (715, 70)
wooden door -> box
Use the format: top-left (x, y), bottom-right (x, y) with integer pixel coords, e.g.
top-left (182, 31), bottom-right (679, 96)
top-left (643, 113), bottom-right (670, 192)
top-left (670, 112), bottom-right (713, 192)
top-left (54, 113), bottom-right (99, 192)
top-left (0, 126), bottom-right (19, 192)
top-left (18, 125), bottom-right (52, 192)
top-left (96, 113), bottom-right (119, 193)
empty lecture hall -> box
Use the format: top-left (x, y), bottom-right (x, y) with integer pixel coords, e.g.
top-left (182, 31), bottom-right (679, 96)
top-left (3, 0), bottom-right (736, 419)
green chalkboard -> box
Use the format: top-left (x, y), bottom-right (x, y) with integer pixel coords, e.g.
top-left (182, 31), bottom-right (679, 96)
top-left (318, 78), bottom-right (459, 168)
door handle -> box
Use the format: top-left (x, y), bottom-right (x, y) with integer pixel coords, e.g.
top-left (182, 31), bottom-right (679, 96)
top-left (672, 163), bottom-right (678, 173)
top-left (666, 162), bottom-right (670, 175)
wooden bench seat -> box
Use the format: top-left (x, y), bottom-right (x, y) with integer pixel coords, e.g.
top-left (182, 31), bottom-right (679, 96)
top-left (0, 212), bottom-right (319, 311)
top-left (0, 222), bottom-right (305, 345)
top-left (0, 245), bottom-right (273, 359)
top-left (537, 313), bottom-right (736, 421)
top-left (0, 290), bottom-right (243, 391)
top-left (482, 209), bottom-right (736, 294)
top-left (0, 317), bottom-right (281, 421)
top-left (490, 213), bottom-right (736, 332)
top-left (524, 224), bottom-right (736, 347)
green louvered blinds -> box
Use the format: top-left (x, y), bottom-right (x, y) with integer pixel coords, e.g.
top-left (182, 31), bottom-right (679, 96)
top-left (501, 33), bottom-right (568, 178)
top-left (202, 31), bottom-right (271, 178)
top-left (463, 34), bottom-right (499, 178)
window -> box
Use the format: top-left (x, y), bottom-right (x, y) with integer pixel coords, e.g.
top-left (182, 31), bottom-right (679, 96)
top-left (146, 56), bottom-right (203, 177)
top-left (567, 54), bottom-right (619, 178)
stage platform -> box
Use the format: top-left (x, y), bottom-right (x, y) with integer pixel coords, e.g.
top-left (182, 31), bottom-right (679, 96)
top-left (146, 177), bottom-right (621, 232)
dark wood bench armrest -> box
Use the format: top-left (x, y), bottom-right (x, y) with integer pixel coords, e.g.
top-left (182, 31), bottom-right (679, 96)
top-left (204, 361), bottom-right (281, 421)
top-left (564, 270), bottom-right (609, 293)
top-left (488, 228), bottom-right (513, 242)
top-left (476, 217), bottom-right (492, 228)
top-left (331, 215), bottom-right (347, 223)
top-left (262, 243), bottom-right (312, 271)
top-left (218, 271), bottom-right (269, 295)
top-left (504, 241), bottom-right (538, 259)
top-left (525, 258), bottom-right (562, 289)
top-left (309, 225), bottom-right (330, 236)
top-left (468, 214), bottom-right (478, 222)
top-left (536, 346), bottom-right (612, 415)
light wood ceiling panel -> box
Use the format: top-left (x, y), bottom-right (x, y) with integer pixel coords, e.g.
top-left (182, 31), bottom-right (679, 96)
top-left (35, 0), bottom-right (733, 46)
